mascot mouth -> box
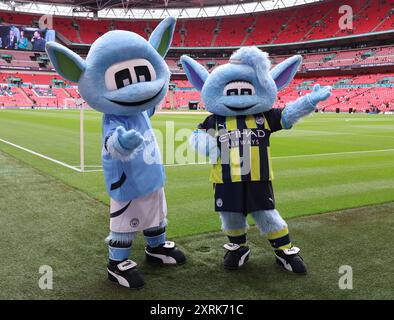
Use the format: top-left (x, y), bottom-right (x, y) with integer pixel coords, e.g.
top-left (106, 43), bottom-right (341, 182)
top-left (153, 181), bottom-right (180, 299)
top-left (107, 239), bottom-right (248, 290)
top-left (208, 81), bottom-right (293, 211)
top-left (107, 85), bottom-right (164, 107)
top-left (225, 104), bottom-right (256, 111)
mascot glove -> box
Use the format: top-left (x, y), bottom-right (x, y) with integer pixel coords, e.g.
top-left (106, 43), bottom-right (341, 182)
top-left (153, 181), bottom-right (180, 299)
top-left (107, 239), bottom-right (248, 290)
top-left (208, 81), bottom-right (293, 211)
top-left (307, 84), bottom-right (332, 106)
top-left (107, 126), bottom-right (144, 161)
top-left (117, 127), bottom-right (144, 152)
top-left (190, 130), bottom-right (219, 160)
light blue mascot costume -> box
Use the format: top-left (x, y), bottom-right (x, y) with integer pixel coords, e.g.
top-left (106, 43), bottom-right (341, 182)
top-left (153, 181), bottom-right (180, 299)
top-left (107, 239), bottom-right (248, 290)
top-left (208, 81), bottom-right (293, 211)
top-left (46, 17), bottom-right (186, 289)
top-left (181, 47), bottom-right (331, 273)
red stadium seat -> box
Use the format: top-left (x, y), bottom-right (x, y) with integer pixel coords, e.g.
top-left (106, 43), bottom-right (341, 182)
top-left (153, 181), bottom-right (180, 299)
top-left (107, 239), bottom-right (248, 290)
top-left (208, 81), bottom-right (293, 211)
top-left (1, 0), bottom-right (393, 46)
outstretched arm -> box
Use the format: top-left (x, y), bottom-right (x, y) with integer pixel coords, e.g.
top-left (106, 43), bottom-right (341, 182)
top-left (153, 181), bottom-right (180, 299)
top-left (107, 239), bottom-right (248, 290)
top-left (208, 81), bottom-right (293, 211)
top-left (105, 126), bottom-right (144, 162)
top-left (282, 84), bottom-right (332, 129)
top-left (189, 129), bottom-right (219, 161)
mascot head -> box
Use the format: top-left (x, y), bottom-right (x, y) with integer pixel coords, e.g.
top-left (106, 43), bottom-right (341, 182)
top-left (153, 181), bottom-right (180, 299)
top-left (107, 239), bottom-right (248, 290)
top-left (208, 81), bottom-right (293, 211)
top-left (46, 17), bottom-right (176, 116)
top-left (181, 47), bottom-right (302, 116)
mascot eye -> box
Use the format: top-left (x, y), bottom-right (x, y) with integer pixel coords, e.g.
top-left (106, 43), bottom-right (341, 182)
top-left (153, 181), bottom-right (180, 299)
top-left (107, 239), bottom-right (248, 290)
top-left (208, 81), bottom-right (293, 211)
top-left (134, 65), bottom-right (152, 82)
top-left (241, 88), bottom-right (252, 95)
top-left (227, 88), bottom-right (239, 96)
top-left (114, 68), bottom-right (132, 89)
top-left (105, 59), bottom-right (156, 91)
top-left (223, 81), bottom-right (255, 96)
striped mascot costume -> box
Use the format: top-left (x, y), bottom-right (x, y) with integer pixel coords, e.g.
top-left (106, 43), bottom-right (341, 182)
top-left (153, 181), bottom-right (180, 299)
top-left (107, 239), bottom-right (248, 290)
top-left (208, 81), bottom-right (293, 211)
top-left (181, 47), bottom-right (332, 273)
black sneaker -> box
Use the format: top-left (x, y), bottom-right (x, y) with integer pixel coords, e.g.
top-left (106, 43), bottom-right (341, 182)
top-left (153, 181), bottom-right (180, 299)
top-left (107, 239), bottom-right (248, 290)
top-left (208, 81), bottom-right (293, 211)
top-left (107, 259), bottom-right (145, 289)
top-left (145, 241), bottom-right (186, 265)
top-left (274, 247), bottom-right (307, 274)
top-left (223, 243), bottom-right (250, 270)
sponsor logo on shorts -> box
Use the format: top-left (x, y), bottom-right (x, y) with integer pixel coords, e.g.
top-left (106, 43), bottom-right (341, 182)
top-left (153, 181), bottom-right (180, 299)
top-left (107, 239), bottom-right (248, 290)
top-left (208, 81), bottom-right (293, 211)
top-left (216, 198), bottom-right (223, 208)
top-left (130, 218), bottom-right (139, 228)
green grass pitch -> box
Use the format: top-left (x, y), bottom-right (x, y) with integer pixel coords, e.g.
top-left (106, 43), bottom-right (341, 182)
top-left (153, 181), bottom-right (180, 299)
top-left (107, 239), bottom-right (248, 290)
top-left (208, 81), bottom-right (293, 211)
top-left (0, 109), bottom-right (393, 237)
top-left (0, 109), bottom-right (393, 299)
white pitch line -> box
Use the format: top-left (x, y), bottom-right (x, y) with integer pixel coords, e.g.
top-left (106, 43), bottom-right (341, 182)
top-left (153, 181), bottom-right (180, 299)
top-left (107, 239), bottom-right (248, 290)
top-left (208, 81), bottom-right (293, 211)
top-left (164, 162), bottom-right (209, 167)
top-left (1, 137), bottom-right (393, 173)
top-left (81, 162), bottom-right (209, 172)
top-left (271, 148), bottom-right (394, 160)
top-left (0, 138), bottom-right (81, 172)
top-left (156, 111), bottom-right (210, 115)
top-left (74, 165), bottom-right (102, 168)
top-left (82, 148), bottom-right (394, 173)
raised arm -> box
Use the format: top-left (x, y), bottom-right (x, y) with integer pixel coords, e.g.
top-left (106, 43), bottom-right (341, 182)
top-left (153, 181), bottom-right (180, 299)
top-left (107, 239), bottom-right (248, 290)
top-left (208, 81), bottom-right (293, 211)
top-left (282, 84), bottom-right (332, 129)
top-left (189, 129), bottom-right (219, 161)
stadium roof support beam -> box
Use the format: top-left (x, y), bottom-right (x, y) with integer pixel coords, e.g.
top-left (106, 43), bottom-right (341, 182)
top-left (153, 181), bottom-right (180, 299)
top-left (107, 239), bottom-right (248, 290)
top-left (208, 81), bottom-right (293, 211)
top-left (0, 0), bottom-right (323, 19)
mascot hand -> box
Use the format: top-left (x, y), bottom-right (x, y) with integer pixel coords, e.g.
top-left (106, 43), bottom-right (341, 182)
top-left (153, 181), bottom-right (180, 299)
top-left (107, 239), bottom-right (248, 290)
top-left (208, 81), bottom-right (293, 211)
top-left (190, 130), bottom-right (219, 159)
top-left (117, 127), bottom-right (144, 152)
top-left (308, 84), bottom-right (332, 106)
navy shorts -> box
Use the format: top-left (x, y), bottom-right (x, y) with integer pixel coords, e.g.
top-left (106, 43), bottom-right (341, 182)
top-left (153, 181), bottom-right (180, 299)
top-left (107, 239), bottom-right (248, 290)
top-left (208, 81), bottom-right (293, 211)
top-left (214, 181), bottom-right (275, 215)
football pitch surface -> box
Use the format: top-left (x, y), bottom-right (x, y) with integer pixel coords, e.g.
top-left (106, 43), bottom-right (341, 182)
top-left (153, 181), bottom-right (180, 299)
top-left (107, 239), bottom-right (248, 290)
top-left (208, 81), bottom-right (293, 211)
top-left (0, 109), bottom-right (393, 299)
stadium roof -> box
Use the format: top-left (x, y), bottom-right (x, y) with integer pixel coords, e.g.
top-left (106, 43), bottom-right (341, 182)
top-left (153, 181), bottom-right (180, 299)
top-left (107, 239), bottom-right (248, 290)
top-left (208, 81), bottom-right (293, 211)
top-left (0, 0), bottom-right (323, 19)
top-left (6, 0), bottom-right (265, 9)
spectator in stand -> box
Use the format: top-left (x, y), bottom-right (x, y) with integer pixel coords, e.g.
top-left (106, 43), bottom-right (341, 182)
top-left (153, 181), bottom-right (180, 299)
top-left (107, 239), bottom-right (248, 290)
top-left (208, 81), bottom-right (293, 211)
top-left (17, 31), bottom-right (28, 50)
top-left (31, 31), bottom-right (46, 51)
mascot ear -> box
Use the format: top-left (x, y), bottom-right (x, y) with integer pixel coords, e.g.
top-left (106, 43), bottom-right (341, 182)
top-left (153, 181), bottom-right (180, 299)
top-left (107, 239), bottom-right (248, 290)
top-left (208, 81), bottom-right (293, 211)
top-left (180, 55), bottom-right (209, 91)
top-left (149, 16), bottom-right (176, 57)
top-left (270, 55), bottom-right (302, 91)
top-left (45, 42), bottom-right (86, 83)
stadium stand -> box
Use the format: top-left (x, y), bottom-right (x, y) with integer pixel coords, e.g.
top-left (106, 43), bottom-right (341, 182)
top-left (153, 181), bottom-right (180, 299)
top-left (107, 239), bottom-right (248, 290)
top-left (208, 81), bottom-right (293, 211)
top-left (176, 46), bottom-right (394, 72)
top-left (1, 71), bottom-right (393, 112)
top-left (1, 0), bottom-right (393, 47)
top-left (0, 1), bottom-right (393, 112)
top-left (3, 44), bottom-right (392, 75)
top-left (0, 86), bottom-right (31, 108)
